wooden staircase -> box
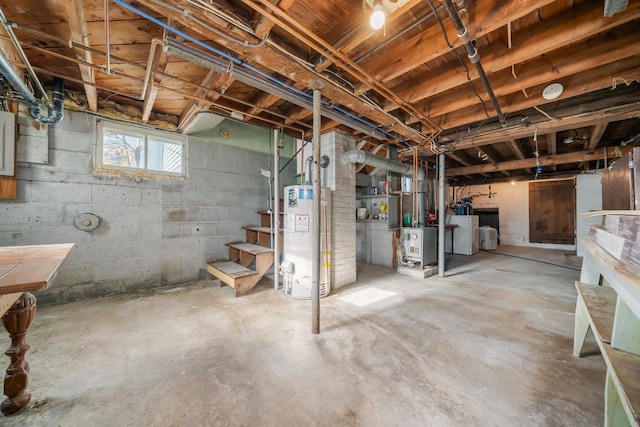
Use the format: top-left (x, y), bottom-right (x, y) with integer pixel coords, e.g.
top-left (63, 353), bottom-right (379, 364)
top-left (206, 208), bottom-right (283, 297)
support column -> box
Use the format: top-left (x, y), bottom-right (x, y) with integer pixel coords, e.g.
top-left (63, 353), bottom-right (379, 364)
top-left (273, 128), bottom-right (280, 290)
top-left (2, 292), bottom-right (36, 416)
top-left (438, 153), bottom-right (446, 277)
top-left (311, 81), bottom-right (324, 335)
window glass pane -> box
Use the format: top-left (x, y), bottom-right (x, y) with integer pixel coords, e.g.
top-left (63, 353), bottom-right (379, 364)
top-left (147, 138), bottom-right (182, 173)
top-left (103, 130), bottom-right (145, 169)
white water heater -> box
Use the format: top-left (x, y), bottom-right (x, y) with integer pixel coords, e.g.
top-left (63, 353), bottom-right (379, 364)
top-left (280, 185), bottom-right (331, 299)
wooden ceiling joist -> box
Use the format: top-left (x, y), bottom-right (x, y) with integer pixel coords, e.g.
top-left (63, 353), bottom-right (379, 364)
top-left (396, 5), bottom-right (640, 106)
top-left (64, 0), bottom-right (98, 112)
top-left (446, 145), bottom-right (634, 177)
top-left (361, 0), bottom-right (556, 85)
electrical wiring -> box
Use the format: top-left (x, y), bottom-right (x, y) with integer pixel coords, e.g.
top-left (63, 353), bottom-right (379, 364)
top-left (424, 0), bottom-right (490, 120)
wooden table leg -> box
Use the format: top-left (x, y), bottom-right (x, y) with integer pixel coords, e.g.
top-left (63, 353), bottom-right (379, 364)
top-left (1, 292), bottom-right (36, 416)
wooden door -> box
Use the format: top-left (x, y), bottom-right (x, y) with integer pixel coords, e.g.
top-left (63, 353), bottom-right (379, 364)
top-left (602, 152), bottom-right (632, 210)
top-left (529, 180), bottom-right (575, 244)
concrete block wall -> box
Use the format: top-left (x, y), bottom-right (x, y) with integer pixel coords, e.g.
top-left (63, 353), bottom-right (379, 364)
top-left (0, 111), bottom-right (284, 304)
top-left (321, 131), bottom-right (356, 289)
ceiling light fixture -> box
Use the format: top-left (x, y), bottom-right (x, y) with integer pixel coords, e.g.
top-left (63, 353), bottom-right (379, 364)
top-left (542, 82), bottom-right (564, 100)
top-left (370, 2), bottom-right (385, 30)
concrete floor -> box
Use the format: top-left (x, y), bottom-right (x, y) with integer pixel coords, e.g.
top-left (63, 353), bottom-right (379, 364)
top-left (1, 246), bottom-right (606, 426)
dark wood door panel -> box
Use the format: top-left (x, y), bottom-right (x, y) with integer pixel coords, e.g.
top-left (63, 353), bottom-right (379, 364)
top-left (529, 180), bottom-right (575, 244)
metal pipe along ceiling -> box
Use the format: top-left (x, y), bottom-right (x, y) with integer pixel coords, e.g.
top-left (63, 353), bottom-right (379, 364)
top-left (440, 0), bottom-right (507, 126)
top-left (163, 39), bottom-right (386, 140)
top-left (0, 49), bottom-right (64, 125)
top-left (342, 149), bottom-right (426, 226)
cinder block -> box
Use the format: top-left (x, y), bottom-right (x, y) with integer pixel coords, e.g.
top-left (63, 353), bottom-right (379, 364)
top-left (50, 128), bottom-right (92, 152)
top-left (162, 189), bottom-right (183, 206)
top-left (0, 202), bottom-right (65, 226)
top-left (182, 190), bottom-right (217, 207)
top-left (199, 207), bottom-right (229, 222)
top-left (93, 185), bottom-right (142, 205)
top-left (31, 181), bottom-right (92, 204)
top-left (162, 223), bottom-right (183, 239)
top-left (183, 223), bottom-right (217, 237)
top-left (163, 207), bottom-right (200, 223)
top-left (216, 192), bottom-right (243, 208)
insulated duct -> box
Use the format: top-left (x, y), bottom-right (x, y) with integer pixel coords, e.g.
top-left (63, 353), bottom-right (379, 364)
top-left (343, 149), bottom-right (426, 227)
top-left (0, 49), bottom-right (64, 125)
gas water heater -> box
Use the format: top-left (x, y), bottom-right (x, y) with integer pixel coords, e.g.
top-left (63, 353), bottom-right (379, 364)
top-left (280, 184), bottom-right (331, 299)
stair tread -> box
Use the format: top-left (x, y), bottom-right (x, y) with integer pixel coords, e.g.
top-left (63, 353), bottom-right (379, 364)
top-left (225, 242), bottom-right (273, 254)
top-left (243, 226), bottom-right (282, 233)
top-left (208, 261), bottom-right (258, 278)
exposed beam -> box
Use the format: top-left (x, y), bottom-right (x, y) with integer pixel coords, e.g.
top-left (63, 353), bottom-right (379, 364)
top-left (446, 145), bottom-right (634, 176)
top-left (64, 0), bottom-right (98, 111)
top-left (361, 0), bottom-right (556, 84)
top-left (586, 122), bottom-right (609, 151)
top-left (477, 146), bottom-right (510, 177)
top-left (141, 44), bottom-right (170, 123)
top-left (505, 139), bottom-right (532, 174)
top-left (577, 122), bottom-right (609, 169)
top-left (315, 0), bottom-right (422, 73)
top-left (447, 152), bottom-right (486, 179)
top-left (409, 29), bottom-right (640, 122)
top-left (254, 0), bottom-right (297, 39)
top-left (440, 93), bottom-right (640, 151)
top-left (136, 0), bottom-right (427, 144)
top-left (547, 133), bottom-right (557, 172)
top-left (394, 4), bottom-right (640, 104)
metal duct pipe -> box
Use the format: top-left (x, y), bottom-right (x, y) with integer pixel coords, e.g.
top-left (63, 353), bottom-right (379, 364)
top-left (0, 49), bottom-right (37, 105)
top-left (304, 156), bottom-right (313, 184)
top-left (343, 149), bottom-right (426, 227)
top-left (0, 50), bottom-right (64, 125)
top-left (0, 7), bottom-right (49, 103)
top-left (441, 0), bottom-right (506, 127)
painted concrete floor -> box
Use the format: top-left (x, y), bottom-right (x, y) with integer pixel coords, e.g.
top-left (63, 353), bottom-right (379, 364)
top-left (1, 246), bottom-right (605, 426)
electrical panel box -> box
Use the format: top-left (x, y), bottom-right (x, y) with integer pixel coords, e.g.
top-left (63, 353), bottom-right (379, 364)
top-left (0, 111), bottom-right (16, 176)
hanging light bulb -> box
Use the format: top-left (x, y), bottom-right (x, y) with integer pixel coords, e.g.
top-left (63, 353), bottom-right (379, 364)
top-left (370, 2), bottom-right (385, 30)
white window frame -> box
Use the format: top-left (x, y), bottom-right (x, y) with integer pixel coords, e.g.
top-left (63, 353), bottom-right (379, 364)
top-left (95, 120), bottom-right (187, 177)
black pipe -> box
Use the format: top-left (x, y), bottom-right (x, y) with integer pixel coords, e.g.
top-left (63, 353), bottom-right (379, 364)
top-left (441, 0), bottom-right (507, 127)
top-left (28, 77), bottom-right (64, 125)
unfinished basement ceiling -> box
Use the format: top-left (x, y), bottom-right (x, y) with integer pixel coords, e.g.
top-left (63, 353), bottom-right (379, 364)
top-left (0, 0), bottom-right (639, 183)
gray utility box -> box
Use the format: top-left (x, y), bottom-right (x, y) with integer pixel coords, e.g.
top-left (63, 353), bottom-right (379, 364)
top-left (402, 227), bottom-right (437, 266)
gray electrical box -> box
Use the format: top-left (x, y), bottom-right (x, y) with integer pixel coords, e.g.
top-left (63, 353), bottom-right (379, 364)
top-left (401, 227), bottom-right (437, 266)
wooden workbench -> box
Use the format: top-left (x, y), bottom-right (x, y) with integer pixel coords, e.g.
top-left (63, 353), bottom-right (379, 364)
top-left (0, 243), bottom-right (74, 416)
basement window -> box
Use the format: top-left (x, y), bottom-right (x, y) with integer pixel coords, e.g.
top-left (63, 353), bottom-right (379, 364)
top-left (96, 121), bottom-right (186, 177)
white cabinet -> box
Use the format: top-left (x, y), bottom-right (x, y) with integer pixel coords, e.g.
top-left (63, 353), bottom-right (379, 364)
top-left (447, 215), bottom-right (479, 255)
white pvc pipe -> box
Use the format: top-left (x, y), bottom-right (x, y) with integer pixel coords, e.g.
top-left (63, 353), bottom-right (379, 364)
top-left (438, 153), bottom-right (446, 277)
top-left (273, 128), bottom-right (280, 290)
